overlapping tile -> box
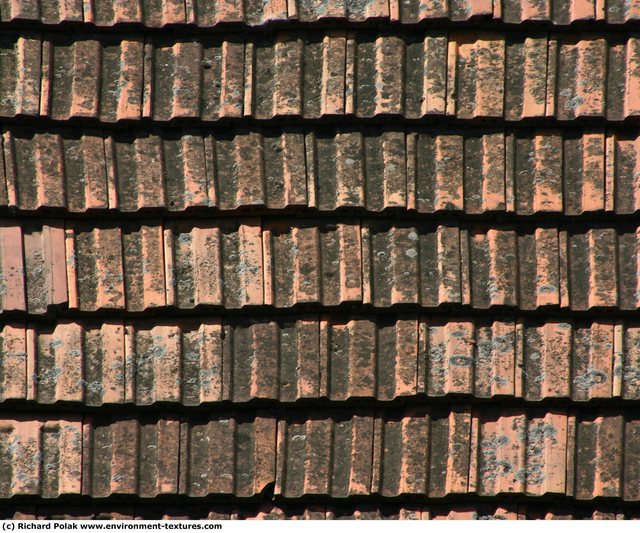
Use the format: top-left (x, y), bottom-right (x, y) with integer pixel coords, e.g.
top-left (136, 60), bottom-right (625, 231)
top-left (6, 127), bottom-right (640, 216)
top-left (3, 503), bottom-right (637, 520)
top-left (1, 410), bottom-right (639, 500)
top-left (3, 32), bottom-right (640, 123)
top-left (337, 221), bottom-right (640, 311)
top-left (501, 0), bottom-right (625, 24)
top-left (0, 0), bottom-right (637, 518)
top-left (271, 409), bottom-right (640, 500)
top-left (0, 414), bottom-right (275, 499)
top-left (3, 0), bottom-right (640, 26)
top-left (3, 220), bottom-right (640, 312)
top-left (2, 317), bottom-right (639, 406)
top-left (0, 416), bottom-right (82, 498)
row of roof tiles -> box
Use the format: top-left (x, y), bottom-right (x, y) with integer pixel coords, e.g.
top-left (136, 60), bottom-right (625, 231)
top-left (1, 0), bottom-right (639, 26)
top-left (0, 409), bottom-right (638, 500)
top-left (3, 504), bottom-right (639, 520)
top-left (0, 317), bottom-right (639, 405)
top-left (1, 0), bottom-right (634, 522)
top-left (2, 31), bottom-right (640, 123)
top-left (4, 127), bottom-right (640, 216)
top-left (2, 220), bottom-right (640, 313)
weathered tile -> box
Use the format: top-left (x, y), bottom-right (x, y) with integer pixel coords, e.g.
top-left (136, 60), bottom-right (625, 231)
top-left (0, 417), bottom-right (82, 498)
top-left (275, 413), bottom-right (374, 498)
top-left (182, 414), bottom-right (276, 497)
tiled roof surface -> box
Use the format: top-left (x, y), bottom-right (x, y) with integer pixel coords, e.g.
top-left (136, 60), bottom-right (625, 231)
top-left (4, 317), bottom-right (640, 405)
top-left (3, 0), bottom-right (640, 26)
top-left (5, 127), bottom-right (640, 215)
top-left (1, 0), bottom-right (639, 521)
top-left (4, 220), bottom-right (640, 312)
top-left (1, 410), bottom-right (639, 499)
top-left (3, 31), bottom-right (640, 123)
top-left (4, 504), bottom-right (640, 520)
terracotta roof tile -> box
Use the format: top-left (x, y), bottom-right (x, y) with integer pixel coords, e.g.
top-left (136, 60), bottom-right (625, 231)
top-left (1, 317), bottom-right (639, 406)
top-left (5, 0), bottom-right (640, 26)
top-left (3, 32), bottom-right (640, 123)
top-left (4, 220), bottom-right (640, 313)
top-left (4, 503), bottom-right (639, 520)
top-left (4, 127), bottom-right (640, 215)
top-left (275, 409), bottom-right (640, 500)
top-left (1, 410), bottom-right (639, 500)
top-left (0, 413), bottom-right (275, 499)
top-left (0, 0), bottom-right (496, 26)
top-left (1, 0), bottom-right (638, 517)
top-left (0, 416), bottom-right (82, 498)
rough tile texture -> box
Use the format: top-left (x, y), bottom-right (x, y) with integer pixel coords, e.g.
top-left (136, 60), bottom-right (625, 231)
top-left (0, 0), bottom-right (638, 521)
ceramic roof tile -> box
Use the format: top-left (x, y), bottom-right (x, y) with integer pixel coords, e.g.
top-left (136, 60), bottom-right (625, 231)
top-left (5, 503), bottom-right (640, 520)
top-left (4, 32), bottom-right (640, 123)
top-left (0, 0), bottom-right (496, 25)
top-left (0, 416), bottom-right (83, 498)
top-left (2, 317), bottom-right (640, 406)
top-left (264, 220), bottom-right (362, 306)
top-left (1, 0), bottom-right (638, 518)
top-left (3, 409), bottom-right (639, 500)
top-left (83, 417), bottom-right (182, 497)
top-left (4, 220), bottom-right (640, 313)
top-left (0, 417), bottom-right (275, 498)
top-left (7, 0), bottom-right (640, 26)
top-left (181, 415), bottom-right (278, 498)
top-left (4, 127), bottom-right (640, 216)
